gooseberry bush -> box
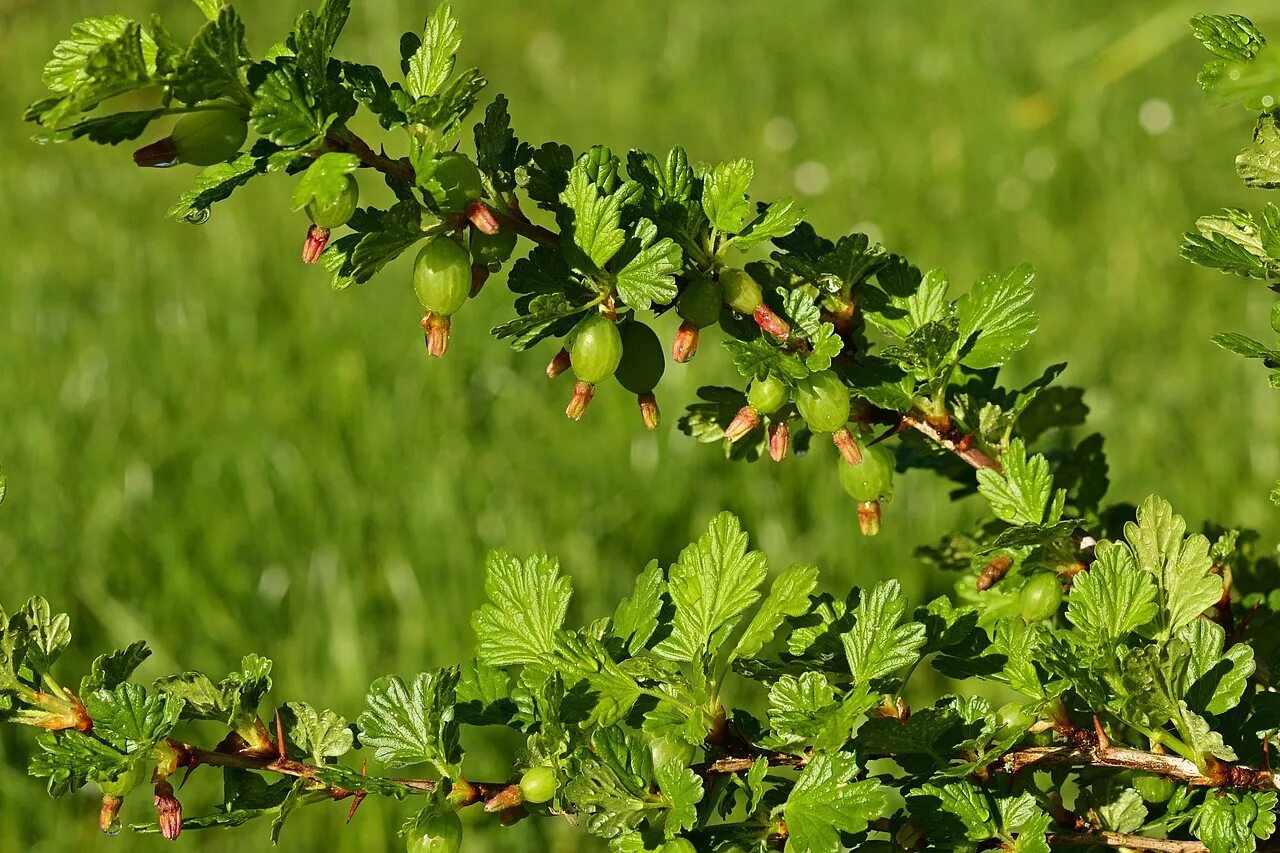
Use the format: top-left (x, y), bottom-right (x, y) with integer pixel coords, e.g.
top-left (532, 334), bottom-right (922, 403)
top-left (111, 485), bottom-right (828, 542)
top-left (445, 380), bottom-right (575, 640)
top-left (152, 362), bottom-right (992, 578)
top-left (7, 3), bottom-right (1280, 851)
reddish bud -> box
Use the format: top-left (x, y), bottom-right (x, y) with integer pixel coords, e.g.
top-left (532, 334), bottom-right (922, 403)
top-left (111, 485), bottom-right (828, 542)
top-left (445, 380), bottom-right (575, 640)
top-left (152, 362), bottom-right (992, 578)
top-left (723, 405), bottom-right (761, 442)
top-left (100, 794), bottom-right (124, 834)
top-left (154, 781), bottom-right (182, 841)
top-left (470, 263), bottom-right (490, 298)
top-left (566, 380), bottom-right (596, 420)
top-left (132, 137), bottom-right (178, 168)
top-left (466, 200), bottom-right (500, 235)
top-left (484, 784), bottom-right (525, 813)
top-left (832, 428), bottom-right (864, 466)
top-left (638, 392), bottom-right (660, 431)
top-left (754, 304), bottom-right (791, 341)
top-left (976, 554), bottom-right (1014, 591)
top-left (424, 313), bottom-right (452, 358)
top-left (672, 322), bottom-right (700, 363)
top-left (546, 348), bottom-right (572, 379)
top-left (768, 422), bottom-right (790, 462)
top-left (302, 224), bottom-right (330, 264)
top-left (499, 805), bottom-right (528, 826)
top-left (857, 500), bottom-right (882, 536)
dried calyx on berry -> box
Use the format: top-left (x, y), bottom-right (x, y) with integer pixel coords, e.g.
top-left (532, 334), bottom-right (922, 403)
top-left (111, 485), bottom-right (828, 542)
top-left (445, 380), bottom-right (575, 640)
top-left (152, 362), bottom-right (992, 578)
top-left (615, 321), bottom-right (666, 430)
top-left (672, 276), bottom-right (723, 363)
top-left (414, 237), bottom-right (472, 358)
top-left (566, 313), bottom-right (622, 420)
top-left (133, 105), bottom-right (248, 168)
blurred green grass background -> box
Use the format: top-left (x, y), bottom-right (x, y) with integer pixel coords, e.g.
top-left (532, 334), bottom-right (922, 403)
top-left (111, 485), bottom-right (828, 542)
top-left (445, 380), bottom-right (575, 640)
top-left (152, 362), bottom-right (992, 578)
top-left (3, 0), bottom-right (1280, 849)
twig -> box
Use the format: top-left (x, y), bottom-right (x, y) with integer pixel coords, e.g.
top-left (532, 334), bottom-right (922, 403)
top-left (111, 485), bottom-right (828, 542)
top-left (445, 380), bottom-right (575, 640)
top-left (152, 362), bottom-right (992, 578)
top-left (999, 743), bottom-right (1278, 792)
top-left (1047, 832), bottom-right (1208, 852)
top-left (897, 409), bottom-right (1001, 471)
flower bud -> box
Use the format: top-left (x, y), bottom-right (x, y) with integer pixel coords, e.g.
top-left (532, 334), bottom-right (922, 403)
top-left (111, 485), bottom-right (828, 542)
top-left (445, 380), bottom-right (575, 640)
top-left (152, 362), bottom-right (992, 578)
top-left (483, 784), bottom-right (525, 813)
top-left (466, 200), bottom-right (500, 235)
top-left (768, 422), bottom-right (790, 462)
top-left (638, 392), bottom-right (660, 431)
top-left (566, 380), bottom-right (596, 420)
top-left (154, 781), bottom-right (182, 841)
top-left (857, 500), bottom-right (882, 536)
top-left (671, 322), bottom-right (700, 363)
top-left (302, 224), bottom-right (330, 264)
top-left (754, 304), bottom-right (791, 341)
top-left (546, 348), bottom-right (572, 379)
top-left (723, 405), bottom-right (760, 442)
top-left (832, 428), bottom-right (864, 466)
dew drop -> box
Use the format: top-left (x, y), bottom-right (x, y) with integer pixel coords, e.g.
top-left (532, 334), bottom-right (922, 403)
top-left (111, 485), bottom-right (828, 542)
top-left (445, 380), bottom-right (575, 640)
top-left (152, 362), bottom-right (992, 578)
top-left (103, 819), bottom-right (122, 837)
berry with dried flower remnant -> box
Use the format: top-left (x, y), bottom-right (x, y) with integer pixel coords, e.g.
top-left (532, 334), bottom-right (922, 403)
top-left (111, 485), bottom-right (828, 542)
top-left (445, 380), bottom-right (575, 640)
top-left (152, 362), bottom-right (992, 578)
top-left (747, 374), bottom-right (788, 414)
top-left (301, 173), bottom-right (359, 264)
top-left (133, 105), bottom-right (248, 168)
top-left (720, 267), bottom-right (790, 340)
top-left (838, 440), bottom-right (894, 535)
top-left (616, 321), bottom-right (666, 429)
top-left (672, 276), bottom-right (722, 362)
top-left (414, 237), bottom-right (472, 358)
top-left (566, 313), bottom-right (622, 420)
top-left (153, 780), bottom-right (182, 841)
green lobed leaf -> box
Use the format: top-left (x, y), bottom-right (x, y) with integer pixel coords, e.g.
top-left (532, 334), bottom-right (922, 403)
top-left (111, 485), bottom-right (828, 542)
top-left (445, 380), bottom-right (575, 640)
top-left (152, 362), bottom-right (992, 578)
top-left (167, 153), bottom-right (265, 224)
top-left (653, 512), bottom-right (769, 664)
top-left (732, 563), bottom-right (819, 662)
top-left (284, 701), bottom-right (353, 764)
top-left (471, 550), bottom-right (573, 668)
top-left (1194, 791), bottom-right (1278, 853)
top-left (1124, 495), bottom-right (1222, 640)
top-left (612, 560), bottom-right (665, 655)
top-left (358, 668), bottom-right (461, 774)
top-left (976, 439), bottom-right (1054, 526)
top-left (1191, 14), bottom-right (1266, 62)
top-left (655, 760), bottom-right (703, 837)
top-left (18, 597), bottom-right (71, 676)
top-left (732, 198), bottom-right (804, 251)
top-left (250, 58), bottom-right (332, 148)
top-left (781, 753), bottom-right (888, 853)
top-left (955, 263), bottom-right (1037, 369)
top-left (405, 3), bottom-right (461, 99)
top-left (841, 579), bottom-right (927, 685)
top-left (1065, 545), bottom-right (1159, 645)
top-left (172, 6), bottom-right (250, 104)
top-left (28, 731), bottom-right (128, 798)
top-left (1238, 113), bottom-right (1280, 189)
top-left (702, 158), bottom-right (755, 234)
top-left (82, 682), bottom-right (181, 754)
top-left (612, 219), bottom-right (681, 309)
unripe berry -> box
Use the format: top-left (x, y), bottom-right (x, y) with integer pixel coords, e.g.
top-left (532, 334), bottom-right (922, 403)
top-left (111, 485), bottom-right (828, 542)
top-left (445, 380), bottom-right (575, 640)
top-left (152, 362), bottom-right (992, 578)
top-left (794, 371), bottom-right (851, 434)
top-left (405, 809), bottom-right (463, 853)
top-left (1018, 573), bottom-right (1064, 622)
top-left (747, 374), bottom-right (788, 414)
top-left (838, 441), bottom-right (895, 502)
top-left (306, 174), bottom-right (360, 229)
top-left (518, 766), bottom-right (558, 804)
top-left (567, 313), bottom-right (622, 420)
top-left (1133, 773), bottom-right (1176, 804)
top-left (134, 106), bottom-right (247, 167)
top-left (616, 321), bottom-right (665, 394)
top-left (470, 227), bottom-right (518, 270)
top-left (433, 152), bottom-right (484, 213)
top-left (571, 314), bottom-right (623, 384)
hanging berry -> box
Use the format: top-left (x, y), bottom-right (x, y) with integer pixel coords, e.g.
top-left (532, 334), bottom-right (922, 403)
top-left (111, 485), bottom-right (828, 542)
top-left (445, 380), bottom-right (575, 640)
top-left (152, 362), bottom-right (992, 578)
top-left (566, 313), bottom-right (622, 420)
top-left (615, 321), bottom-right (666, 430)
top-left (414, 237), bottom-right (472, 358)
top-left (720, 268), bottom-right (790, 341)
top-left (672, 276), bottom-right (723, 363)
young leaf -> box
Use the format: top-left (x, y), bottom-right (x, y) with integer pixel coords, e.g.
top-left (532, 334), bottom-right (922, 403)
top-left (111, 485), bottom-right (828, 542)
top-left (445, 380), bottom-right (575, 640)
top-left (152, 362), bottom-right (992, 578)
top-left (28, 731), bottom-right (128, 798)
top-left (1194, 791), bottom-right (1278, 853)
top-left (1124, 495), bottom-right (1222, 640)
top-left (1065, 545), bottom-right (1159, 645)
top-left (955, 264), bottom-right (1038, 369)
top-left (82, 683), bottom-right (181, 753)
top-left (612, 560), bottom-right (665, 654)
top-left (732, 563), bottom-right (819, 662)
top-left (283, 701), bottom-right (354, 764)
top-left (18, 597), bottom-right (71, 676)
top-left (167, 153), bottom-right (265, 224)
top-left (405, 3), bottom-right (461, 100)
top-left (767, 672), bottom-right (837, 746)
top-left (173, 6), bottom-right (251, 104)
top-left (471, 550), bottom-right (572, 668)
top-left (654, 760), bottom-right (703, 837)
top-left (780, 753), bottom-right (888, 853)
top-left (560, 162), bottom-right (628, 270)
top-left (290, 152), bottom-right (360, 212)
top-left (1191, 14), bottom-right (1266, 62)
top-left (612, 219), bottom-right (680, 309)
top-left (653, 512), bottom-right (769, 664)
top-left (732, 198), bottom-right (804, 251)
top-left (81, 641), bottom-right (151, 693)
top-left (250, 58), bottom-right (332, 148)
top-left (841, 579), bottom-right (927, 685)
top-left (976, 439), bottom-right (1054, 526)
top-left (701, 158), bottom-right (755, 234)
top-left (357, 668), bottom-right (461, 774)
